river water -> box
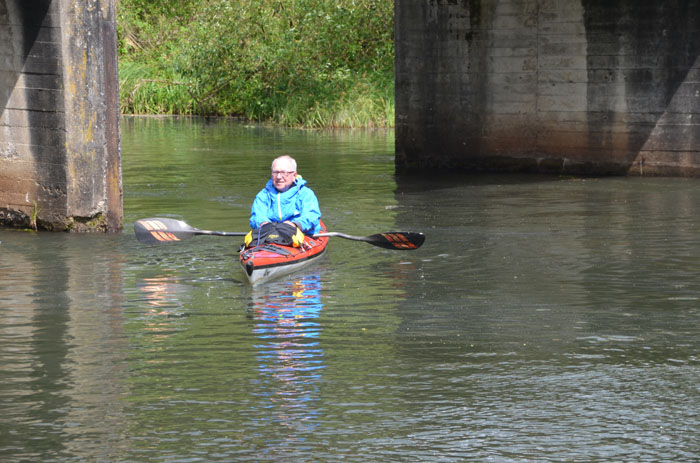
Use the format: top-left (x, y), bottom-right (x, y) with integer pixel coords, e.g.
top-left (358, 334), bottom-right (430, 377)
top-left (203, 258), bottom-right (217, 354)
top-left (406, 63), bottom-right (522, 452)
top-left (1, 117), bottom-right (699, 462)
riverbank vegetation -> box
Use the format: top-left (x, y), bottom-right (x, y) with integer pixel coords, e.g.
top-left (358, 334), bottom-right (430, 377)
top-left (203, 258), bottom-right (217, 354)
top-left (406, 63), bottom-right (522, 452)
top-left (117, 0), bottom-right (394, 127)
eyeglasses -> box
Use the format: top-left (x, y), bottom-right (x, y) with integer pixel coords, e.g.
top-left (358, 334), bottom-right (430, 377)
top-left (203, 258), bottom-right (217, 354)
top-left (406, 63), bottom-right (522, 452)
top-left (271, 170), bottom-right (295, 177)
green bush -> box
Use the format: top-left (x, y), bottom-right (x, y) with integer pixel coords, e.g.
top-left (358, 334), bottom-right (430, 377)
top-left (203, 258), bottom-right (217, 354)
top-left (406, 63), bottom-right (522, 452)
top-left (117, 0), bottom-right (394, 127)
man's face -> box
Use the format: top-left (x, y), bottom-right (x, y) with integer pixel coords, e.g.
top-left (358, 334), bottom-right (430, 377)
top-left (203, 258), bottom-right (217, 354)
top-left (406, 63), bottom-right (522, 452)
top-left (271, 160), bottom-right (296, 192)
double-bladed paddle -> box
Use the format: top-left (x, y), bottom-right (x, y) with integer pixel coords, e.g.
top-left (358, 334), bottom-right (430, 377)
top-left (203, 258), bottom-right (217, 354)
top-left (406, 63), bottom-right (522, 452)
top-left (134, 217), bottom-right (425, 250)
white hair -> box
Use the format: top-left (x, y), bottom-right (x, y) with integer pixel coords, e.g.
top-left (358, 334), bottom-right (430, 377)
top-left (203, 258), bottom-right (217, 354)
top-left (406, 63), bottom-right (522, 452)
top-left (271, 155), bottom-right (297, 171)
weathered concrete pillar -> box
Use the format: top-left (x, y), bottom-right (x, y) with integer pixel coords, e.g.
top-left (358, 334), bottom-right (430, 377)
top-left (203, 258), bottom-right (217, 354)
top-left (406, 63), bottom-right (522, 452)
top-left (0, 0), bottom-right (121, 231)
top-left (395, 0), bottom-right (700, 176)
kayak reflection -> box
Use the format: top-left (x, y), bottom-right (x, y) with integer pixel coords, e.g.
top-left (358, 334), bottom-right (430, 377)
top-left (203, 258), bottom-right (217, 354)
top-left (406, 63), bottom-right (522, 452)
top-left (248, 273), bottom-right (325, 435)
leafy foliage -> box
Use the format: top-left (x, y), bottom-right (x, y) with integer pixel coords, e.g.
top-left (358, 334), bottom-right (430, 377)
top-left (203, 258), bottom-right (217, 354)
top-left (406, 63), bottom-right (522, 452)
top-left (117, 0), bottom-right (394, 127)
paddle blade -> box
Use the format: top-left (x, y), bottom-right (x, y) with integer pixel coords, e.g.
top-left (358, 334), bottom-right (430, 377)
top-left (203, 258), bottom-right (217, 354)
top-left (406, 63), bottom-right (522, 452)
top-left (367, 232), bottom-right (425, 250)
top-left (134, 218), bottom-right (199, 244)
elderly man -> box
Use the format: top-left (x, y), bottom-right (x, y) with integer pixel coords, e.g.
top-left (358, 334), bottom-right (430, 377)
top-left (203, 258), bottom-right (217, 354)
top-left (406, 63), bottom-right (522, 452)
top-left (249, 155), bottom-right (322, 239)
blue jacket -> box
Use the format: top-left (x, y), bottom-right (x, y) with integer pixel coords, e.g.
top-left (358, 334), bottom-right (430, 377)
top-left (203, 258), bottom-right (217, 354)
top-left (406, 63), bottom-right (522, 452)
top-left (249, 176), bottom-right (322, 234)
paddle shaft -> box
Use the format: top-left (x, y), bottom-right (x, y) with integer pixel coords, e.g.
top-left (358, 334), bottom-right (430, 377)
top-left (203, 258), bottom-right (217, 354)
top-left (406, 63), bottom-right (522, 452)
top-left (192, 230), bottom-right (246, 237)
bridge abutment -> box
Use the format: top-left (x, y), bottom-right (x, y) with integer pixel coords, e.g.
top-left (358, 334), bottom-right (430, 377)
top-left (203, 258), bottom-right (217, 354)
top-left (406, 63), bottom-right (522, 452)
top-left (0, 0), bottom-right (121, 231)
top-left (395, 0), bottom-right (700, 176)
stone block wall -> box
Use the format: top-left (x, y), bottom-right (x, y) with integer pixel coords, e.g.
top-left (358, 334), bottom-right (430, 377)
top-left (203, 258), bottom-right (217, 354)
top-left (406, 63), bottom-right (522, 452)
top-left (395, 0), bottom-right (700, 176)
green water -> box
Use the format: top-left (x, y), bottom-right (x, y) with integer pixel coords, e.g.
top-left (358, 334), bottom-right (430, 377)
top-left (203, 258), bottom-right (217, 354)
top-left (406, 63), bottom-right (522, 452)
top-left (1, 117), bottom-right (698, 462)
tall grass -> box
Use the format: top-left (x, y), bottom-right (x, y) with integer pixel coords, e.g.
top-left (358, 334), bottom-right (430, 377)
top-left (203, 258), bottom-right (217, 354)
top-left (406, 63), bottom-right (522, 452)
top-left (266, 73), bottom-right (394, 128)
top-left (117, 0), bottom-right (395, 128)
top-left (119, 61), bottom-right (196, 115)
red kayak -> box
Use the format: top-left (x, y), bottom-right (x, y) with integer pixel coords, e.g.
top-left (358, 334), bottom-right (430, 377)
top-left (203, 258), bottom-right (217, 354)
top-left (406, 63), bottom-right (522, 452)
top-left (239, 222), bottom-right (329, 284)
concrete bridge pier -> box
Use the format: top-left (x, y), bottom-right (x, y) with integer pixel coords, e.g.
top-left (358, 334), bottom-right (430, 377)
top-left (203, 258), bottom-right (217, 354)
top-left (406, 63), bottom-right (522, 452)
top-left (0, 0), bottom-right (121, 232)
top-left (395, 0), bottom-right (700, 176)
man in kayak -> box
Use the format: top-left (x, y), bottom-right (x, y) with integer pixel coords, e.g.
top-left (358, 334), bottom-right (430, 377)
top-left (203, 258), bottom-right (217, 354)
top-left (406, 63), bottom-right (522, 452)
top-left (247, 155), bottom-right (322, 247)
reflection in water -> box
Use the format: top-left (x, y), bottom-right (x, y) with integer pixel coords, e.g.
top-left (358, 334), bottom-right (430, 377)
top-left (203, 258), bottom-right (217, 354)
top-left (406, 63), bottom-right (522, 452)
top-left (138, 275), bottom-right (181, 311)
top-left (134, 273), bottom-right (189, 342)
top-left (0, 234), bottom-right (128, 461)
top-left (248, 274), bottom-right (325, 438)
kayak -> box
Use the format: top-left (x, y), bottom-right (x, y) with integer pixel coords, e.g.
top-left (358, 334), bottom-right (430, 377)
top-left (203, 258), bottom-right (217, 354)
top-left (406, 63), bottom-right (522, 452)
top-left (239, 222), bottom-right (329, 284)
